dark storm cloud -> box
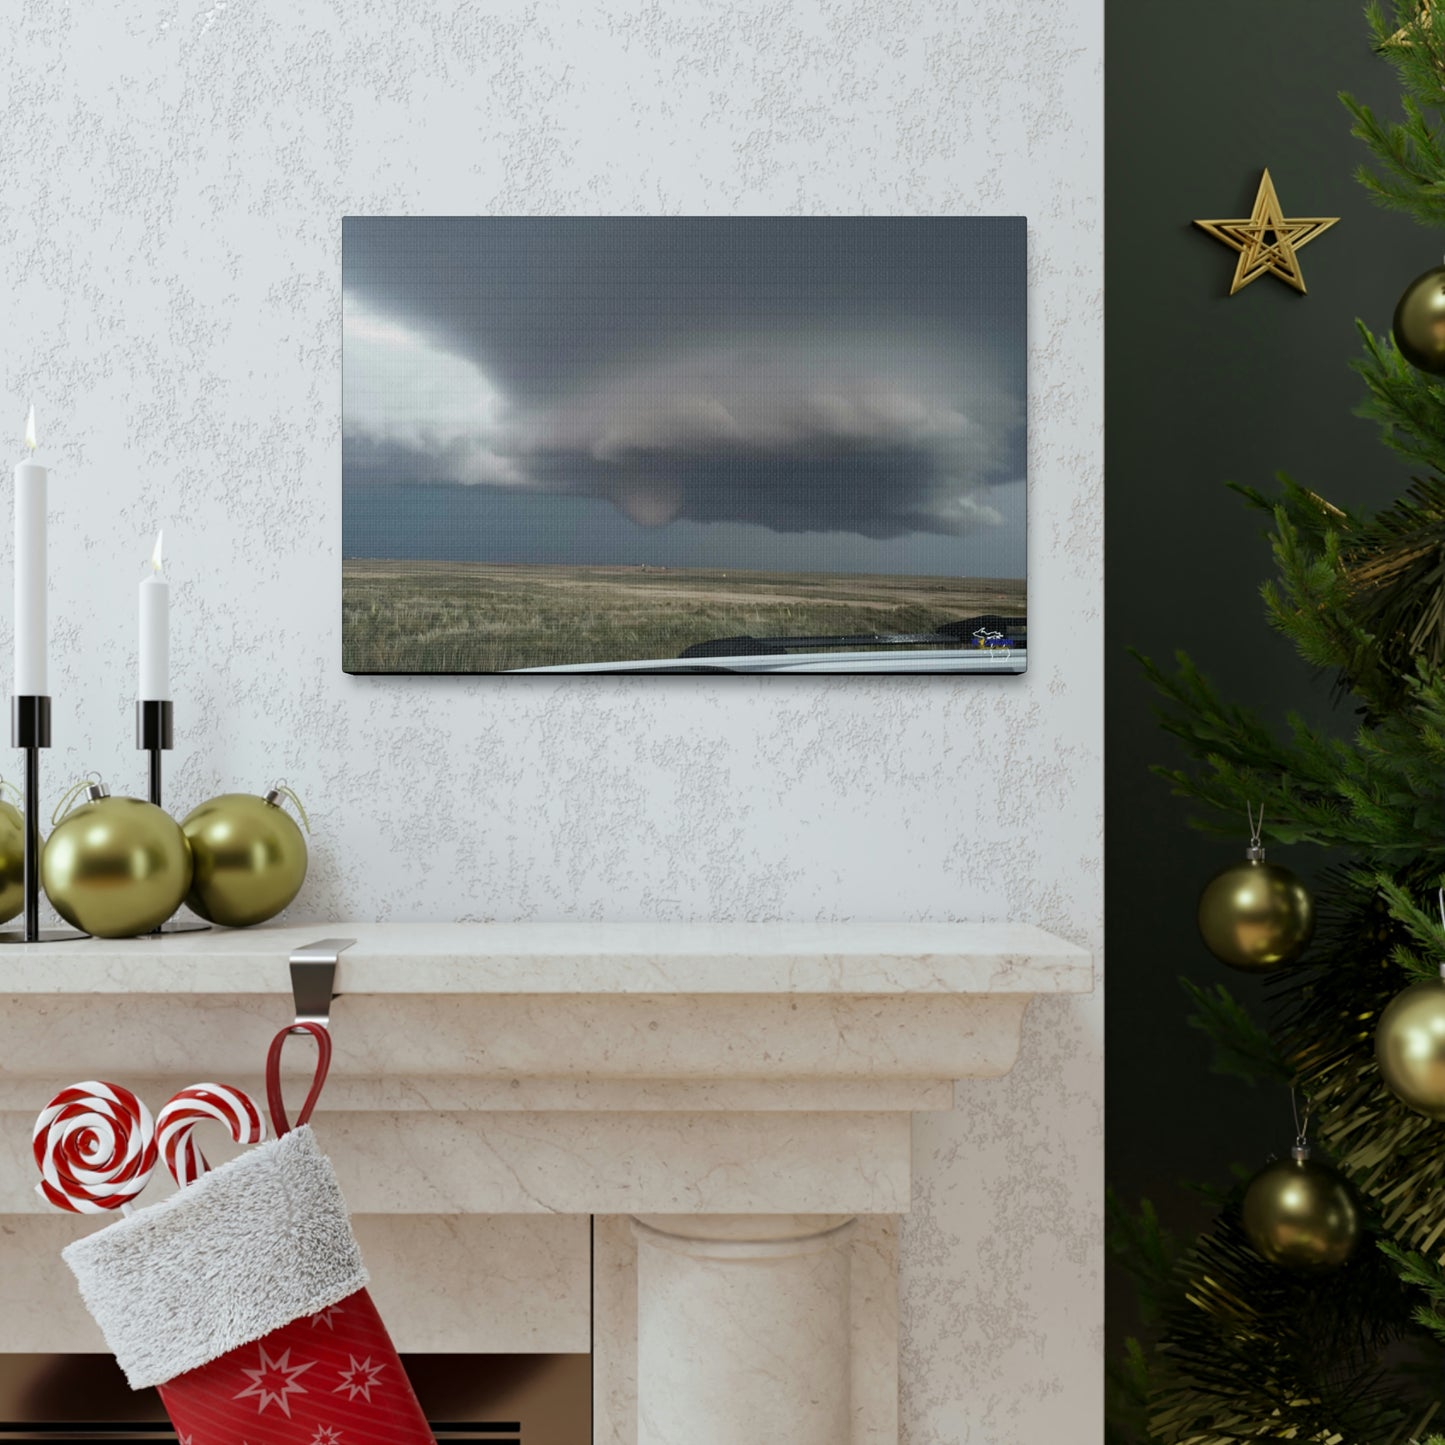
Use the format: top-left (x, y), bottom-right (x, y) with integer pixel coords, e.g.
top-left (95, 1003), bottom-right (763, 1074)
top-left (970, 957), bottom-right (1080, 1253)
top-left (342, 217), bottom-right (1026, 541)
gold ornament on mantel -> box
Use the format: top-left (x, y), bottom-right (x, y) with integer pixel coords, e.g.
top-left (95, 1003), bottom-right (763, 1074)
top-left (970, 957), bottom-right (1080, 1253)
top-left (0, 779), bottom-right (25, 925)
top-left (181, 783), bottom-right (309, 928)
top-left (1196, 806), bottom-right (1315, 973)
top-left (1194, 169), bottom-right (1340, 296)
top-left (41, 778), bottom-right (192, 938)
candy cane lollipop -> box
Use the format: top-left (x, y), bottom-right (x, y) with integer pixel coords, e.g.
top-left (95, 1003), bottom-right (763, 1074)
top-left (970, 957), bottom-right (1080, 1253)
top-left (33, 1082), bottom-right (158, 1215)
top-left (156, 1083), bottom-right (266, 1187)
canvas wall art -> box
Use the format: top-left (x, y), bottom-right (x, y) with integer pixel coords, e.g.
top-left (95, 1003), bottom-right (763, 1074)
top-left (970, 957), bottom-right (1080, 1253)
top-left (342, 216), bottom-right (1027, 674)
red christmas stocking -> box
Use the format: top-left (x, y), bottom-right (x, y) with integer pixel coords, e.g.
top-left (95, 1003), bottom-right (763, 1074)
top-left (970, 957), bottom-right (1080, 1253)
top-left (62, 1025), bottom-right (435, 1444)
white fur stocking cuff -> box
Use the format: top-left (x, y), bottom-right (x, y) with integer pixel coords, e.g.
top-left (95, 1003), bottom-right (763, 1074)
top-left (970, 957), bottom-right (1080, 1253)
top-left (61, 1124), bottom-right (368, 1389)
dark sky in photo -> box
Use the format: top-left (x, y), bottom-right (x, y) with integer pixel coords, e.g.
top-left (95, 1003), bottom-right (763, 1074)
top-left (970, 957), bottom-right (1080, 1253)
top-left (342, 217), bottom-right (1027, 577)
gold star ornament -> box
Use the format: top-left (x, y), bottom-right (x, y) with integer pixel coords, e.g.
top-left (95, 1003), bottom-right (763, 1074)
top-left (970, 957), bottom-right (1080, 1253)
top-left (1194, 169), bottom-right (1339, 296)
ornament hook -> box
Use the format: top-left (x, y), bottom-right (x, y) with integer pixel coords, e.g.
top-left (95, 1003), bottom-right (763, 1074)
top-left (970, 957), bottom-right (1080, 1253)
top-left (1435, 889), bottom-right (1445, 981)
top-left (265, 779), bottom-right (310, 834)
top-left (1246, 803), bottom-right (1265, 861)
top-left (1290, 1086), bottom-right (1312, 1160)
top-left (51, 775), bottom-right (106, 827)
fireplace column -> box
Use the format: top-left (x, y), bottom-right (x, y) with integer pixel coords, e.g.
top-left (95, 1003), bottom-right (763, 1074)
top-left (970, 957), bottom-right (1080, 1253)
top-left (632, 1214), bottom-right (856, 1445)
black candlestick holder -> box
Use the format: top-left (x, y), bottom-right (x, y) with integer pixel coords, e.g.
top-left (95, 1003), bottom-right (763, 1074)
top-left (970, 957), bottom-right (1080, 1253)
top-left (136, 699), bottom-right (209, 935)
top-left (136, 699), bottom-right (173, 806)
top-left (0, 695), bottom-right (87, 943)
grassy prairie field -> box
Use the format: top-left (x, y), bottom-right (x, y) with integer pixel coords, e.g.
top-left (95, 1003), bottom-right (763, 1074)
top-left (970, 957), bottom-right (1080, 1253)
top-left (342, 559), bottom-right (1027, 673)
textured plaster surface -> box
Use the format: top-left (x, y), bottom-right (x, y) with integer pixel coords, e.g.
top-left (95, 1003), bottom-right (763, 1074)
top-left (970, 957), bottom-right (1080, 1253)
top-left (1, 2), bottom-right (1102, 1439)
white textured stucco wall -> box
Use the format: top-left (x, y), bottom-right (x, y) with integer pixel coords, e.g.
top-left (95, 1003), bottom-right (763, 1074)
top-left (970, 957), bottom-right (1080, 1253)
top-left (1, 3), bottom-right (1101, 1439)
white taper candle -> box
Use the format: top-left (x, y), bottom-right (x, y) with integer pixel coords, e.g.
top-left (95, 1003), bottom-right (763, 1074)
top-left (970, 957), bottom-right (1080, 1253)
top-left (14, 405), bottom-right (47, 696)
top-left (138, 531), bottom-right (169, 701)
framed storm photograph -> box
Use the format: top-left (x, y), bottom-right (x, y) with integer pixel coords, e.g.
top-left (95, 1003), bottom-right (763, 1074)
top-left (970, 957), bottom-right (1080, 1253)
top-left (342, 217), bottom-right (1027, 674)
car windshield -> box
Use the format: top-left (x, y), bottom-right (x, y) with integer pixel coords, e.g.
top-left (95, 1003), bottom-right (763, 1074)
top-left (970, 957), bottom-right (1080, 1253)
top-left (677, 614), bottom-right (1026, 659)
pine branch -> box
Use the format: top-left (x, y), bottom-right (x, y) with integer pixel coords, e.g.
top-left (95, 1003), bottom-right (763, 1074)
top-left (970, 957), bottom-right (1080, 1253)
top-left (1381, 1242), bottom-right (1445, 1348)
top-left (1107, 1194), bottom-right (1180, 1444)
top-left (1148, 1191), bottom-right (1438, 1444)
top-left (1373, 873), bottom-right (1445, 978)
top-left (1107, 1337), bottom-right (1162, 1445)
top-left (1353, 323), bottom-right (1445, 476)
top-left (1345, 2), bottom-right (1445, 227)
top-left (1228, 474), bottom-right (1357, 545)
top-left (1138, 641), bottom-right (1445, 857)
top-left (1182, 978), bottom-right (1294, 1086)
top-left (1335, 476), bottom-right (1445, 682)
top-left (1258, 499), bottom-right (1406, 708)
top-left (1108, 1191), bottom-right (1184, 1330)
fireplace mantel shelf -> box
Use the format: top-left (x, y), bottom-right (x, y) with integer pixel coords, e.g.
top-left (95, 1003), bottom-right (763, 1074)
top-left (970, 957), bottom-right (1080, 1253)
top-left (0, 918), bottom-right (1090, 996)
top-left (0, 915), bottom-right (1090, 1216)
top-left (0, 919), bottom-right (1092, 1445)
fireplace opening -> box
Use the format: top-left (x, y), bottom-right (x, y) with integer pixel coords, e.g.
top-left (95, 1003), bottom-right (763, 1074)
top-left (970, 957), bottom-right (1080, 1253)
top-left (0, 1351), bottom-right (590, 1443)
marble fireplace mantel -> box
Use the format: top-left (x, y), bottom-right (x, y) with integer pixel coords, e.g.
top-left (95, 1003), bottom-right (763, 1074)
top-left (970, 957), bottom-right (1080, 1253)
top-left (0, 920), bottom-right (1092, 1444)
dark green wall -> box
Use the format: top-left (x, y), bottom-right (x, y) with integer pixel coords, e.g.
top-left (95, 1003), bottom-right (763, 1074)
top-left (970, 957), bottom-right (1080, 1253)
top-left (1105, 1), bottom-right (1429, 1359)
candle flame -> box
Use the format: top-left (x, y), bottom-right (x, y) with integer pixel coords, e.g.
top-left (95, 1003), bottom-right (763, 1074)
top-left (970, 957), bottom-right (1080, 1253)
top-left (150, 530), bottom-right (164, 574)
top-left (23, 405), bottom-right (35, 454)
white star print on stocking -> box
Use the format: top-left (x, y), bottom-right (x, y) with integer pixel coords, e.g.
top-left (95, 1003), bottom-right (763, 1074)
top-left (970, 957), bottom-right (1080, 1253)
top-left (233, 1343), bottom-right (315, 1417)
top-left (334, 1354), bottom-right (385, 1402)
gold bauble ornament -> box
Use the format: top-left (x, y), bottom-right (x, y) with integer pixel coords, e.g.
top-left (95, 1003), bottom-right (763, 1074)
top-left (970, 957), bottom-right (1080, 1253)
top-left (0, 783), bottom-right (25, 924)
top-left (41, 780), bottom-right (192, 938)
top-left (1241, 1144), bottom-right (1360, 1272)
top-left (1197, 835), bottom-right (1314, 973)
top-left (1393, 265), bottom-right (1445, 374)
top-left (1376, 974), bottom-right (1445, 1118)
top-left (181, 784), bottom-right (309, 928)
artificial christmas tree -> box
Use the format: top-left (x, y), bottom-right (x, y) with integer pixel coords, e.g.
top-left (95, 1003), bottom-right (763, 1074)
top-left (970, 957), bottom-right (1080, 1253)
top-left (1111, 4), bottom-right (1445, 1442)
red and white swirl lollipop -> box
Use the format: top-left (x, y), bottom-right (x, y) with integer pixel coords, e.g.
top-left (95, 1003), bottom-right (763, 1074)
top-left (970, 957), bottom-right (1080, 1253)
top-left (33, 1081), bottom-right (158, 1215)
top-left (156, 1083), bottom-right (266, 1187)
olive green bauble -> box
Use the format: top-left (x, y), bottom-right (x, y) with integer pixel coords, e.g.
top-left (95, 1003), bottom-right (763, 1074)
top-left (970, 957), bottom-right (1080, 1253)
top-left (41, 782), bottom-right (192, 937)
top-left (1241, 1149), bottom-right (1360, 1272)
top-left (1376, 978), bottom-right (1445, 1119)
top-left (1197, 853), bottom-right (1314, 972)
top-left (0, 796), bottom-right (24, 924)
top-left (181, 787), bottom-right (308, 928)
top-left (1393, 265), bottom-right (1445, 374)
